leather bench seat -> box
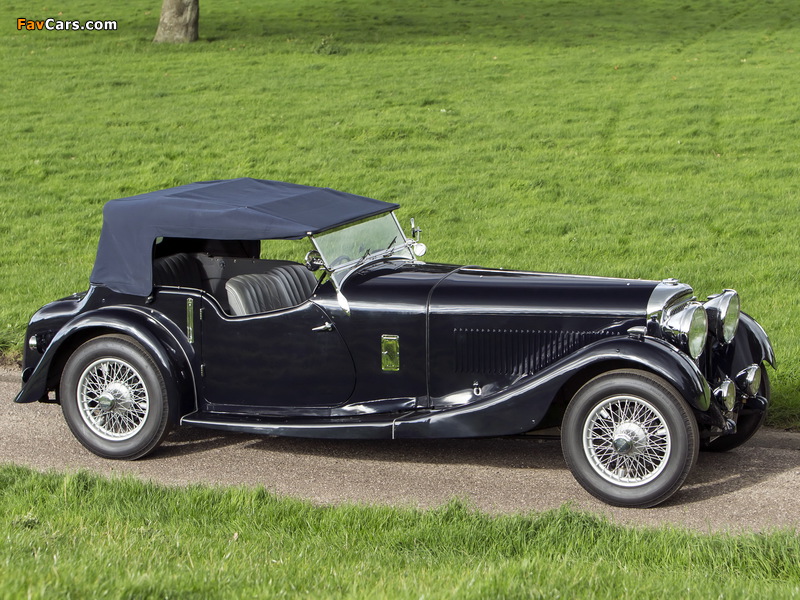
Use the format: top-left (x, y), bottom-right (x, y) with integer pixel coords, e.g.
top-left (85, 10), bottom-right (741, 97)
top-left (226, 265), bottom-right (318, 315)
top-left (152, 253), bottom-right (204, 289)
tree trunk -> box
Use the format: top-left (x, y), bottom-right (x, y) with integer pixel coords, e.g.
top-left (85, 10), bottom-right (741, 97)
top-left (153, 0), bottom-right (199, 43)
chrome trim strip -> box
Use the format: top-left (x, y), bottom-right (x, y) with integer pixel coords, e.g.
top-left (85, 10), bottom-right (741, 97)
top-left (186, 298), bottom-right (194, 343)
top-left (332, 397), bottom-right (416, 416)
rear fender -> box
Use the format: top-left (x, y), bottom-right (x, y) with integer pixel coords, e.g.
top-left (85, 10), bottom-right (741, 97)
top-left (394, 335), bottom-right (710, 438)
top-left (14, 306), bottom-right (197, 422)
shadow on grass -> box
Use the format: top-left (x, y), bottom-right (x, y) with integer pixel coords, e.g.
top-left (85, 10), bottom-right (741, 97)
top-left (200, 0), bottom-right (797, 46)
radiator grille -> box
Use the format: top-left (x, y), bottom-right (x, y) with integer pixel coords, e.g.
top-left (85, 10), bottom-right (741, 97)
top-left (454, 328), bottom-right (619, 375)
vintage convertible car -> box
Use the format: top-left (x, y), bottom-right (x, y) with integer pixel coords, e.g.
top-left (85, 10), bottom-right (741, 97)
top-left (16, 178), bottom-right (775, 507)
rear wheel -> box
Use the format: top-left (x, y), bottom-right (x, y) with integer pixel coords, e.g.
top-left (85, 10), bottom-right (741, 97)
top-left (562, 369), bottom-right (699, 508)
top-left (60, 335), bottom-right (172, 460)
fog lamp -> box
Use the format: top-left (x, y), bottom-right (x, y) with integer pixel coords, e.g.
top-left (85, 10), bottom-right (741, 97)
top-left (713, 378), bottom-right (736, 411)
top-left (736, 365), bottom-right (761, 396)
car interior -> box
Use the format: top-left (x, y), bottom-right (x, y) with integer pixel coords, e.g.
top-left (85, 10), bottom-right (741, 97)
top-left (152, 249), bottom-right (318, 316)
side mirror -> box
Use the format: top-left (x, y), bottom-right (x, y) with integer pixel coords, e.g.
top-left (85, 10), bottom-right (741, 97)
top-left (410, 218), bottom-right (426, 257)
top-left (410, 217), bottom-right (422, 241)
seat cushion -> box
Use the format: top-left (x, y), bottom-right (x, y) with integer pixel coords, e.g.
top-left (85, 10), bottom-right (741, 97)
top-left (225, 265), bottom-right (317, 315)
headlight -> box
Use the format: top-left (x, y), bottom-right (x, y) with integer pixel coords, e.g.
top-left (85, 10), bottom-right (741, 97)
top-left (662, 302), bottom-right (708, 359)
top-left (704, 289), bottom-right (740, 344)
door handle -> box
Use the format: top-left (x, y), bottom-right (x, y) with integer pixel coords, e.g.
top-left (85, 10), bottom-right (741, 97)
top-left (311, 322), bottom-right (334, 332)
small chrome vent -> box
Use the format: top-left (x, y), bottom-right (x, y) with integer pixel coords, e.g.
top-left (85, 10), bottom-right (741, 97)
top-left (454, 328), bottom-right (619, 375)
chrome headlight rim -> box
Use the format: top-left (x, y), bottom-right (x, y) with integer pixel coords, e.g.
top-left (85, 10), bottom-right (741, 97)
top-left (662, 302), bottom-right (708, 360)
top-left (713, 378), bottom-right (736, 411)
top-left (736, 364), bottom-right (761, 397)
top-left (704, 289), bottom-right (740, 344)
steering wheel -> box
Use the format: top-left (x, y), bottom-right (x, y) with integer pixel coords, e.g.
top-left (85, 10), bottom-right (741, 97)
top-left (330, 255), bottom-right (352, 267)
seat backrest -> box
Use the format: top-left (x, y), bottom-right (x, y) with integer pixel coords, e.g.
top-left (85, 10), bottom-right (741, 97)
top-left (153, 253), bottom-right (204, 289)
top-left (269, 264), bottom-right (318, 306)
top-left (225, 265), bottom-right (317, 316)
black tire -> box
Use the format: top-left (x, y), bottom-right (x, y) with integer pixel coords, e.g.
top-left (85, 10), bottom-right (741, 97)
top-left (562, 369), bottom-right (699, 508)
top-left (60, 334), bottom-right (172, 460)
top-left (702, 366), bottom-right (770, 452)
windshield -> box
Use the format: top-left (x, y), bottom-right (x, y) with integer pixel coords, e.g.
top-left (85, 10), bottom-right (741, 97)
top-left (312, 213), bottom-right (412, 282)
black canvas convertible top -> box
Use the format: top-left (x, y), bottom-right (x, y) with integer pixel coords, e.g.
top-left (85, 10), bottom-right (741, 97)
top-left (89, 178), bottom-right (399, 296)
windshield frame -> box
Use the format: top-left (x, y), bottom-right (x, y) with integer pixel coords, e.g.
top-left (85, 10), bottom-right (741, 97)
top-left (309, 212), bottom-right (413, 287)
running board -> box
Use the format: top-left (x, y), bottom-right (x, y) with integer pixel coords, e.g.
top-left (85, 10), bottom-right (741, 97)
top-left (180, 411), bottom-right (424, 440)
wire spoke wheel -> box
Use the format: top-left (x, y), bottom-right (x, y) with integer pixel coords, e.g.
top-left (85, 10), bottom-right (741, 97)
top-left (60, 335), bottom-right (172, 460)
top-left (77, 358), bottom-right (150, 441)
top-left (562, 370), bottom-right (698, 508)
top-left (583, 395), bottom-right (671, 487)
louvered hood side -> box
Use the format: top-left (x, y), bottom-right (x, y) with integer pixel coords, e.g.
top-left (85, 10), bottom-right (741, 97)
top-left (427, 267), bottom-right (659, 403)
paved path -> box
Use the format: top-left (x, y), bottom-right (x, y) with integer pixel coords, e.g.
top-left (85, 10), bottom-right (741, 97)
top-left (2, 367), bottom-right (799, 532)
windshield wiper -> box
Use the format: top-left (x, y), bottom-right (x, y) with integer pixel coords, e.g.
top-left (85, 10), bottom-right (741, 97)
top-left (349, 247), bottom-right (372, 270)
top-left (382, 236), bottom-right (398, 256)
top-left (343, 238), bottom-right (398, 273)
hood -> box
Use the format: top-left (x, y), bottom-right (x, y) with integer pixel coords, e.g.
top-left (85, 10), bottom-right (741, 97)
top-left (431, 266), bottom-right (661, 317)
top-left (341, 261), bottom-right (690, 320)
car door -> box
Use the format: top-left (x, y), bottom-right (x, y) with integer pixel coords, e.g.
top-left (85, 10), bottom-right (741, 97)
top-left (199, 299), bottom-right (356, 411)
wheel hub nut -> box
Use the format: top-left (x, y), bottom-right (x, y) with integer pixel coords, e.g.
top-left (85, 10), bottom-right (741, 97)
top-left (612, 423), bottom-right (646, 455)
top-left (97, 392), bottom-right (116, 410)
top-left (613, 435), bottom-right (633, 454)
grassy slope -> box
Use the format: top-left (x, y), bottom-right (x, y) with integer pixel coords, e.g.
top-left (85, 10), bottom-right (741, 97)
top-left (1, 0), bottom-right (798, 424)
top-left (2, 465), bottom-right (799, 599)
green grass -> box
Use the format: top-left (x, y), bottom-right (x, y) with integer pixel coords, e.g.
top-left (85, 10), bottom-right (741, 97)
top-left (2, 0), bottom-right (799, 425)
top-left (1, 464), bottom-right (799, 599)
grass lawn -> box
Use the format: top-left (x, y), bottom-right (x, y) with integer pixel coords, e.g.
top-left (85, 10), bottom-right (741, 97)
top-left (1, 0), bottom-right (798, 431)
top-left (2, 4), bottom-right (800, 595)
top-left (2, 465), bottom-right (800, 599)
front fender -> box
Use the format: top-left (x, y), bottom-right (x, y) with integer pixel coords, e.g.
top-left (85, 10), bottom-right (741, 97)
top-left (735, 312), bottom-right (776, 368)
top-left (394, 335), bottom-right (710, 439)
top-left (14, 306), bottom-right (197, 422)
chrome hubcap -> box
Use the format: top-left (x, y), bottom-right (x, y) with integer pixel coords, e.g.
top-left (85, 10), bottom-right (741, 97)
top-left (583, 395), bottom-right (672, 487)
top-left (76, 358), bottom-right (150, 441)
top-left (96, 392), bottom-right (116, 410)
top-left (612, 436), bottom-right (633, 454)
top-left (611, 422), bottom-right (647, 454)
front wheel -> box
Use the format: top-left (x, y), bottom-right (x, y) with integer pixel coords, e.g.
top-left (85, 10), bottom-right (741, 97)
top-left (562, 369), bottom-right (699, 508)
top-left (60, 334), bottom-right (173, 460)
